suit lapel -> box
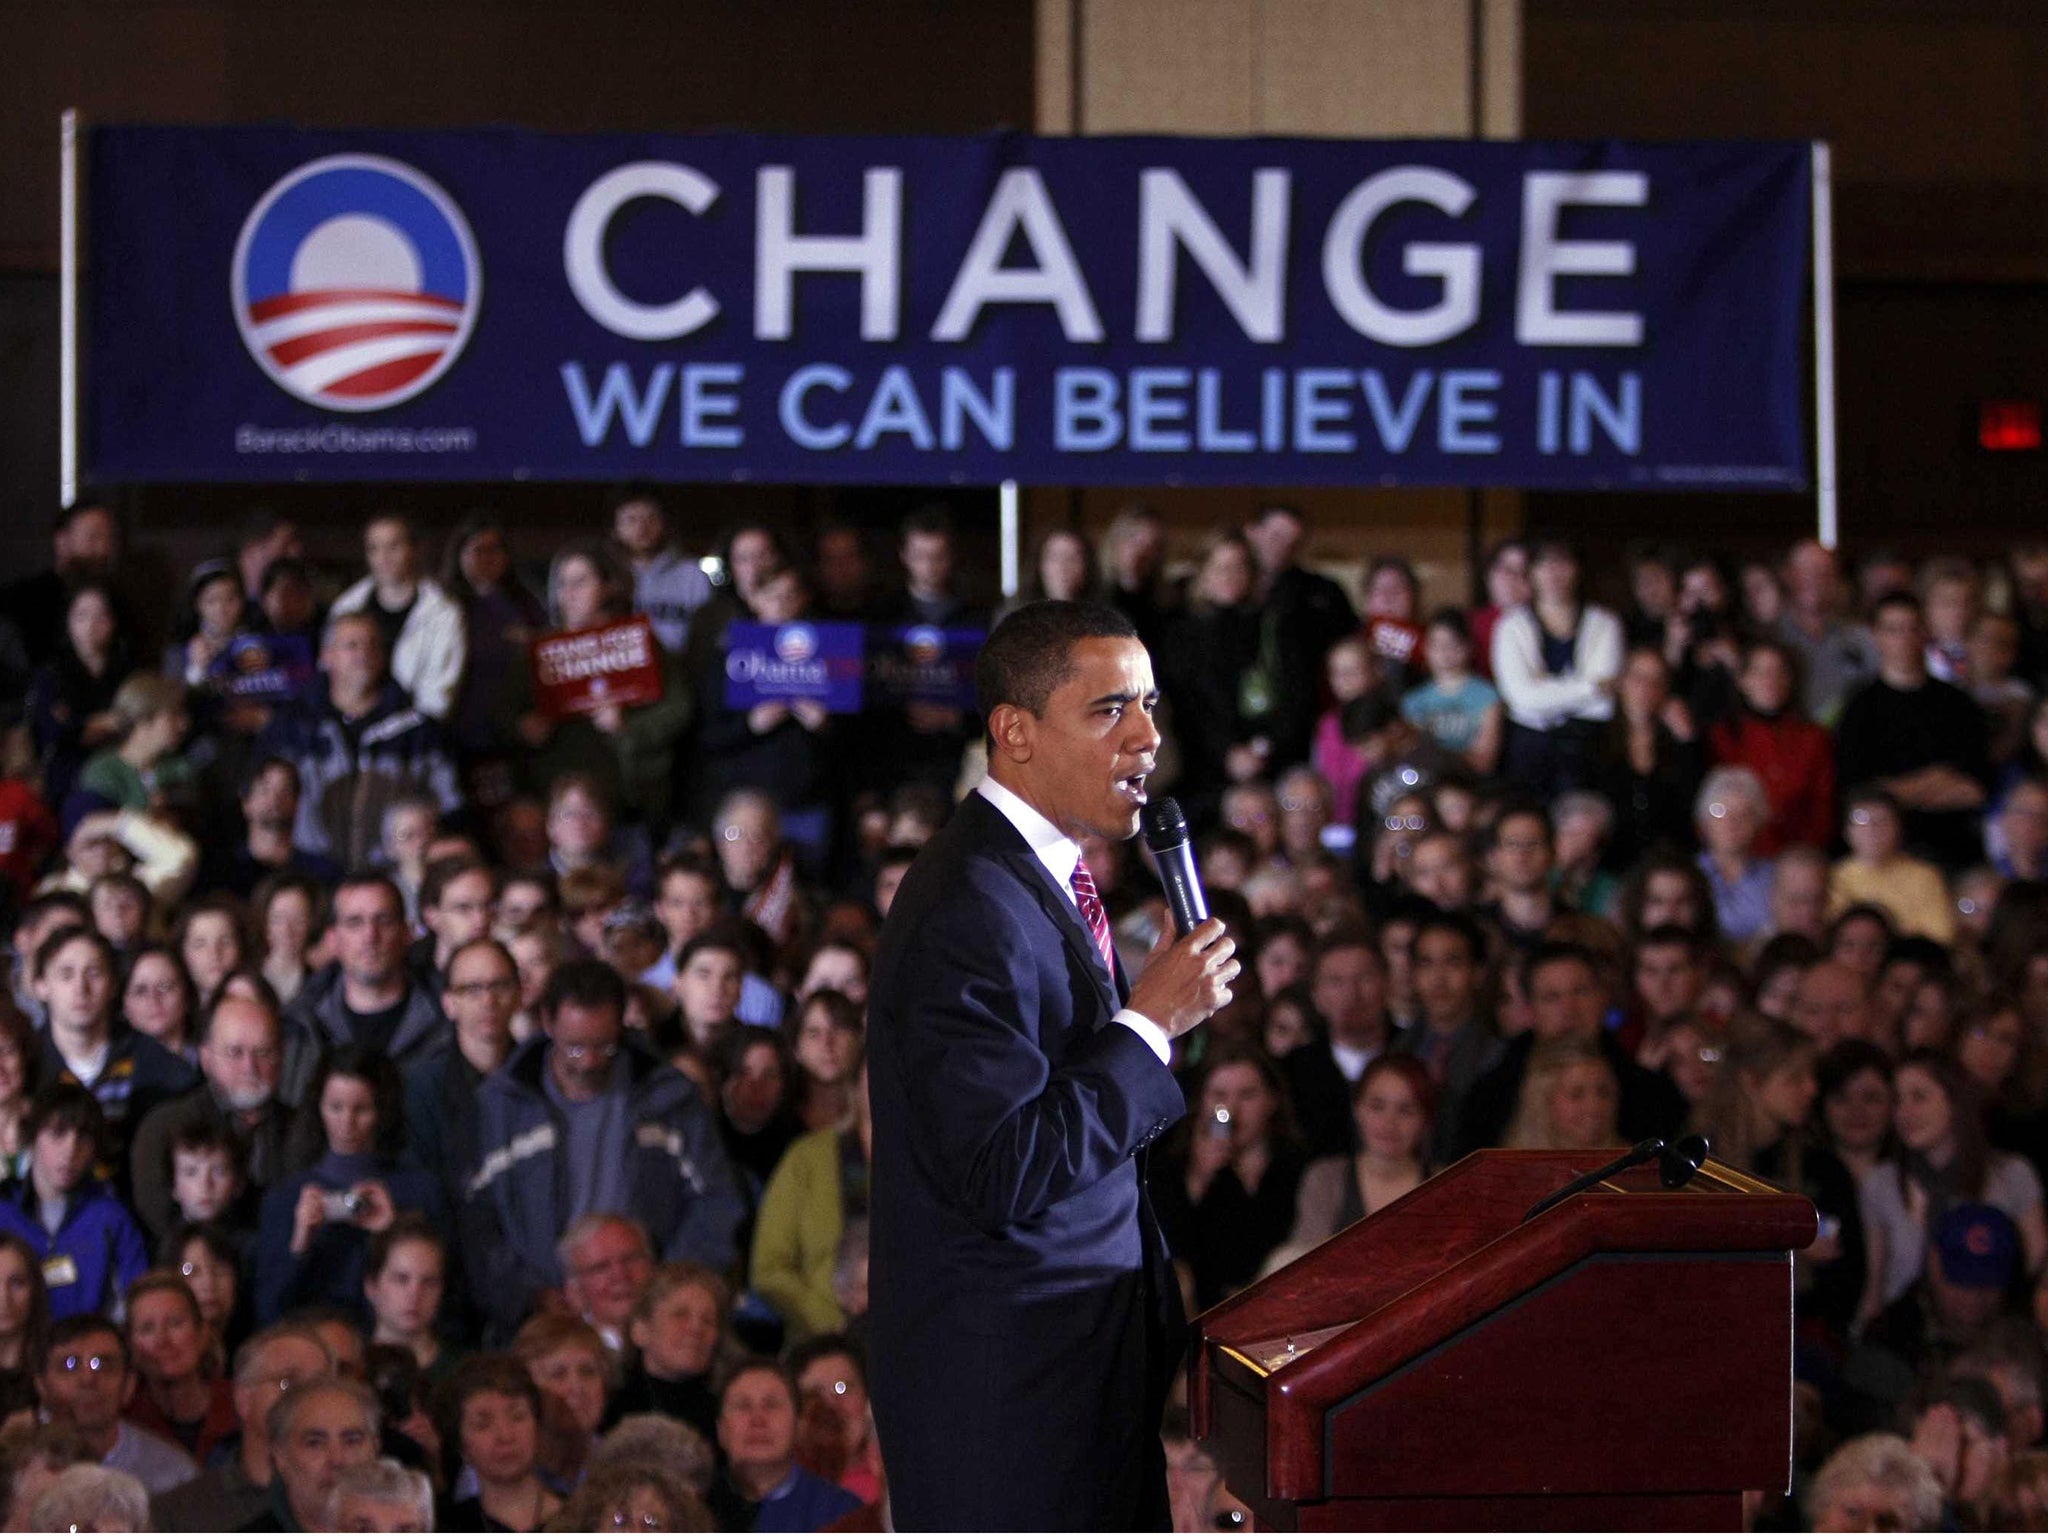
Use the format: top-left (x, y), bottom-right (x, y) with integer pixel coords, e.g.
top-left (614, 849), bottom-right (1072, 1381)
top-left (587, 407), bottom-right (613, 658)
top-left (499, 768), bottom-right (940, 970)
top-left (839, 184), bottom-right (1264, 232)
top-left (1005, 847), bottom-right (1122, 1020)
top-left (961, 794), bottom-right (1121, 1019)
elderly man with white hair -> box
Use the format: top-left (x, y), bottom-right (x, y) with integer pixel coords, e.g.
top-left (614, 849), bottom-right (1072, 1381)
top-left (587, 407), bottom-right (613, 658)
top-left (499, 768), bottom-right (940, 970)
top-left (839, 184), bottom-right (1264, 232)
top-left (325, 1458), bottom-right (434, 1533)
top-left (1694, 764), bottom-right (1776, 945)
top-left (152, 1321), bottom-right (333, 1533)
top-left (258, 1375), bottom-right (382, 1533)
top-left (1805, 1432), bottom-right (1944, 1532)
top-left (27, 1464), bottom-right (149, 1533)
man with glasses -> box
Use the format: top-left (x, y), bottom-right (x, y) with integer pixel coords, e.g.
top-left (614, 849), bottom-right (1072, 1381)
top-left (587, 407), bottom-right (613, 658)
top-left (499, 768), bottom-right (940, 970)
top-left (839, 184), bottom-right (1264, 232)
top-left (152, 1323), bottom-right (332, 1531)
top-left (410, 855), bottom-right (498, 994)
top-left (283, 874), bottom-right (449, 1103)
top-left (34, 1316), bottom-right (196, 1496)
top-left (1478, 803), bottom-right (1563, 954)
top-left (405, 937), bottom-right (518, 1204)
top-left (129, 993), bottom-right (294, 1239)
top-left (464, 958), bottom-right (742, 1342)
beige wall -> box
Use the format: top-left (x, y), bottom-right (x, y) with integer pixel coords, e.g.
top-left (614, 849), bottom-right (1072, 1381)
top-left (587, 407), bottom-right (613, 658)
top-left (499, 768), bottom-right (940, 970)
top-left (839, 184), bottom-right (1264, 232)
top-left (1031, 0), bottom-right (1524, 603)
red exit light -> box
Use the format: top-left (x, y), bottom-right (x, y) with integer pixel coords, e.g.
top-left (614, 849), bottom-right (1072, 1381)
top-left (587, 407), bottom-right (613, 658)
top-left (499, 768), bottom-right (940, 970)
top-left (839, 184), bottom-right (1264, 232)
top-left (1980, 399), bottom-right (2042, 452)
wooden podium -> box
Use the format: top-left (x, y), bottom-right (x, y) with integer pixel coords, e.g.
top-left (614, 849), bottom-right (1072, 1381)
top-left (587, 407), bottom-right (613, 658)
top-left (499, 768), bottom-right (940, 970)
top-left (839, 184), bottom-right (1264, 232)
top-left (1191, 1149), bottom-right (1817, 1531)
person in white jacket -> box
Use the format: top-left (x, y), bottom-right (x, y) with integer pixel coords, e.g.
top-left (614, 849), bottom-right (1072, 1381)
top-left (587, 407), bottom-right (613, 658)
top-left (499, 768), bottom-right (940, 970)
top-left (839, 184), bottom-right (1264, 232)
top-left (1491, 539), bottom-right (1624, 798)
top-left (329, 514), bottom-right (466, 720)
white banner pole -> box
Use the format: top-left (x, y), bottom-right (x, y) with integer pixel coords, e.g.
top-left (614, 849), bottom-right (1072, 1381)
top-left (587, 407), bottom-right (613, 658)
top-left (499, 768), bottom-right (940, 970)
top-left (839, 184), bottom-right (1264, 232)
top-left (1811, 140), bottom-right (1838, 551)
top-left (60, 109), bottom-right (79, 509)
top-left (999, 479), bottom-right (1020, 598)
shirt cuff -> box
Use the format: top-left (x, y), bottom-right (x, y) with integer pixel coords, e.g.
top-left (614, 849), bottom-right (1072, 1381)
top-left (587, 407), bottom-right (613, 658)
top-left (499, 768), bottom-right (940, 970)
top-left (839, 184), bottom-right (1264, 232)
top-left (1113, 1009), bottom-right (1172, 1067)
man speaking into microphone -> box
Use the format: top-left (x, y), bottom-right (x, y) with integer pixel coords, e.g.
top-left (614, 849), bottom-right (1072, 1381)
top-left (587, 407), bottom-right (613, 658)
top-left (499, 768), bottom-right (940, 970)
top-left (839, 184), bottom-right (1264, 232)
top-left (868, 600), bottom-right (1239, 1531)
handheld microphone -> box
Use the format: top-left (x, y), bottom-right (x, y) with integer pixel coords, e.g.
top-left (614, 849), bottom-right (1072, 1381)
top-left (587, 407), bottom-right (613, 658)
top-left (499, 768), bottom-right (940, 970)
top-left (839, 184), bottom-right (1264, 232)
top-left (1521, 1134), bottom-right (1711, 1224)
top-left (1139, 797), bottom-right (1209, 938)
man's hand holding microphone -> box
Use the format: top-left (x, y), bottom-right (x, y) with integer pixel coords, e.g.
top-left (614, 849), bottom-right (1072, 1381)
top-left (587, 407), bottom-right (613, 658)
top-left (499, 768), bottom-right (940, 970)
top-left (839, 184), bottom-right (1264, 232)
top-left (1126, 797), bottom-right (1239, 1039)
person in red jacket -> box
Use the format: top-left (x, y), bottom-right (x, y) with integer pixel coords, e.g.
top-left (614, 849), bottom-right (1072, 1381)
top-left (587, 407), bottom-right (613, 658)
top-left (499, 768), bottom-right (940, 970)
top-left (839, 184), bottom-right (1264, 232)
top-left (1709, 640), bottom-right (1835, 856)
top-left (0, 771), bottom-right (58, 916)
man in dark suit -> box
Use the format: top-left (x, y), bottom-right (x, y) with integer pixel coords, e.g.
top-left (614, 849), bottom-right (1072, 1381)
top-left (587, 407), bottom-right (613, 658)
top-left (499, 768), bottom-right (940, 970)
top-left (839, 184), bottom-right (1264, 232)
top-left (868, 601), bottom-right (1240, 1532)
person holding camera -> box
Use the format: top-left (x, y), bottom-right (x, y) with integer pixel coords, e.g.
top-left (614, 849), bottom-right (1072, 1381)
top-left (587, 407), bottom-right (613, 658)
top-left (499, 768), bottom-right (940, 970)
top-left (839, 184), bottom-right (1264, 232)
top-left (1148, 1048), bottom-right (1305, 1311)
top-left (253, 1046), bottom-right (445, 1324)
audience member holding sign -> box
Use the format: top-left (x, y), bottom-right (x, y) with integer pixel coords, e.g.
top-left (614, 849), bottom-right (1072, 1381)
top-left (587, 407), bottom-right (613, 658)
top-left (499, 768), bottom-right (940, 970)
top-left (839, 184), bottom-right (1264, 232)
top-left (698, 565), bottom-right (856, 861)
top-left (524, 540), bottom-right (693, 842)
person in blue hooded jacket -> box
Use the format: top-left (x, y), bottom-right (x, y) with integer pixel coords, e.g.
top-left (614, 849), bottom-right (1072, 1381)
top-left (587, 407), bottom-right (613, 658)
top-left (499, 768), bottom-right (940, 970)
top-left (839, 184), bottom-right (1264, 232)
top-left (0, 1086), bottom-right (148, 1319)
top-left (460, 958), bottom-right (743, 1344)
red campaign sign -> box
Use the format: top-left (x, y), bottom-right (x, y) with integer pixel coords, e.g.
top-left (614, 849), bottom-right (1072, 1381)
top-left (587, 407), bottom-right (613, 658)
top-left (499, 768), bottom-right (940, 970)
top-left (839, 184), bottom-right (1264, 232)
top-left (530, 616), bottom-right (665, 719)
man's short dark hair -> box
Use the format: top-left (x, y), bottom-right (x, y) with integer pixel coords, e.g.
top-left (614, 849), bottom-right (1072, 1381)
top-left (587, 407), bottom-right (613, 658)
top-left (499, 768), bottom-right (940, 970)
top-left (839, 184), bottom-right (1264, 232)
top-left (975, 600), bottom-right (1138, 722)
top-left (607, 482), bottom-right (666, 518)
top-left (541, 958), bottom-right (627, 1023)
top-left (900, 503), bottom-right (955, 543)
top-left (420, 856), bottom-right (494, 913)
top-left (783, 1332), bottom-right (866, 1390)
top-left (55, 494), bottom-right (118, 537)
top-left (33, 926), bottom-right (114, 982)
top-left (237, 507), bottom-right (293, 549)
top-left (1873, 590), bottom-right (1923, 624)
top-left (241, 755), bottom-right (301, 799)
top-left (1635, 924), bottom-right (1706, 962)
top-left (1489, 803), bottom-right (1554, 848)
top-left (1522, 940), bottom-right (1599, 994)
top-left (1314, 928), bottom-right (1382, 970)
top-left (716, 1355), bottom-right (795, 1405)
top-left (261, 556), bottom-right (312, 598)
top-left (1886, 935), bottom-right (1953, 977)
top-left (1413, 909), bottom-right (1484, 962)
top-left (23, 1086), bottom-right (106, 1156)
top-left (678, 927), bottom-right (750, 973)
top-left (330, 872), bottom-right (404, 923)
top-left (15, 892), bottom-right (90, 940)
top-left (43, 1315), bottom-right (125, 1376)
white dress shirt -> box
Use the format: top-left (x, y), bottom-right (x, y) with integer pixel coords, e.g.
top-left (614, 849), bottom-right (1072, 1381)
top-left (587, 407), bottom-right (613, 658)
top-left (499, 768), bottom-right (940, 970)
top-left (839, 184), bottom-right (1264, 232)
top-left (976, 778), bottom-right (1173, 1066)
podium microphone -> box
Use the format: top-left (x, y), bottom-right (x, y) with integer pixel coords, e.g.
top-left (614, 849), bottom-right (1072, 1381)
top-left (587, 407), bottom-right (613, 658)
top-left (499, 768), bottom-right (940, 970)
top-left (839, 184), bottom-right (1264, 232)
top-left (1140, 797), bottom-right (1209, 938)
top-left (1522, 1134), bottom-right (1711, 1224)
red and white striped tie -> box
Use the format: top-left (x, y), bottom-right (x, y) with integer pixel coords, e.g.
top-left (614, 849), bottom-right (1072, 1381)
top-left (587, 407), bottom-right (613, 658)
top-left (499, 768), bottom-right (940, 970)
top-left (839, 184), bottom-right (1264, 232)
top-left (1070, 858), bottom-right (1118, 981)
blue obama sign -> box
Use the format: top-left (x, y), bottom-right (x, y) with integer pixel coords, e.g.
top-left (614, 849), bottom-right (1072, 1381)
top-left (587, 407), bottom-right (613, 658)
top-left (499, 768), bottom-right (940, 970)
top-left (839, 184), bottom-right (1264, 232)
top-left (89, 126), bottom-right (1812, 490)
top-left (724, 622), bottom-right (866, 713)
top-left (869, 627), bottom-right (984, 712)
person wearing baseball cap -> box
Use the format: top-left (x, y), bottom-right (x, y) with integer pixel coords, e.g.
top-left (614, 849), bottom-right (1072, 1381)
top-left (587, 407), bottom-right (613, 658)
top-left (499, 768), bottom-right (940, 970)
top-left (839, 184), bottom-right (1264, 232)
top-left (1851, 1203), bottom-right (2027, 1427)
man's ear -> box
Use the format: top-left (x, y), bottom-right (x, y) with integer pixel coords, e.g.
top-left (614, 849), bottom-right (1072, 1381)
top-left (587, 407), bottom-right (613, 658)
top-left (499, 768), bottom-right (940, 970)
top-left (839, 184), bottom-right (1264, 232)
top-left (986, 703), bottom-right (1035, 764)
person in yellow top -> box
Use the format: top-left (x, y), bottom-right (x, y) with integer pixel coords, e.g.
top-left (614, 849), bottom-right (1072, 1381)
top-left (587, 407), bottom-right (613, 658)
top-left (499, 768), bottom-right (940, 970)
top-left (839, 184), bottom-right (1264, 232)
top-left (1829, 786), bottom-right (1954, 943)
top-left (750, 1055), bottom-right (870, 1338)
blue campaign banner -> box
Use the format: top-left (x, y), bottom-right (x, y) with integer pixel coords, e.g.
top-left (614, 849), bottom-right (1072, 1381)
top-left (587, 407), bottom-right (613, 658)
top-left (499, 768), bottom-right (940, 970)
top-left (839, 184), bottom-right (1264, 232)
top-left (206, 633), bottom-right (314, 703)
top-left (87, 126), bottom-right (1812, 489)
top-left (723, 621), bottom-right (865, 712)
top-left (869, 626), bottom-right (984, 711)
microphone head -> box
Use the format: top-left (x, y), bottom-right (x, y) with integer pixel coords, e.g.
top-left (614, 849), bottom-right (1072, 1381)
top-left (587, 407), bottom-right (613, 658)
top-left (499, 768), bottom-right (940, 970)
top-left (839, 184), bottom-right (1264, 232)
top-left (1140, 797), bottom-right (1189, 852)
top-left (1659, 1134), bottom-right (1710, 1189)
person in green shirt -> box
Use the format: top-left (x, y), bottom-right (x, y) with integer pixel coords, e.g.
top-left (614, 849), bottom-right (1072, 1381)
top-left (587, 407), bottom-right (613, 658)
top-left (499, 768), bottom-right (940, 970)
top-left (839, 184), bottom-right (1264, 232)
top-left (76, 675), bottom-right (195, 814)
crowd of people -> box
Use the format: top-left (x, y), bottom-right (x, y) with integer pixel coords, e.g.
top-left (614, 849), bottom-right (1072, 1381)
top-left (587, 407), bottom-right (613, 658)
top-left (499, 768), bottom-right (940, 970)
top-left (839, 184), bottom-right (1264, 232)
top-left (0, 485), bottom-right (2045, 1530)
